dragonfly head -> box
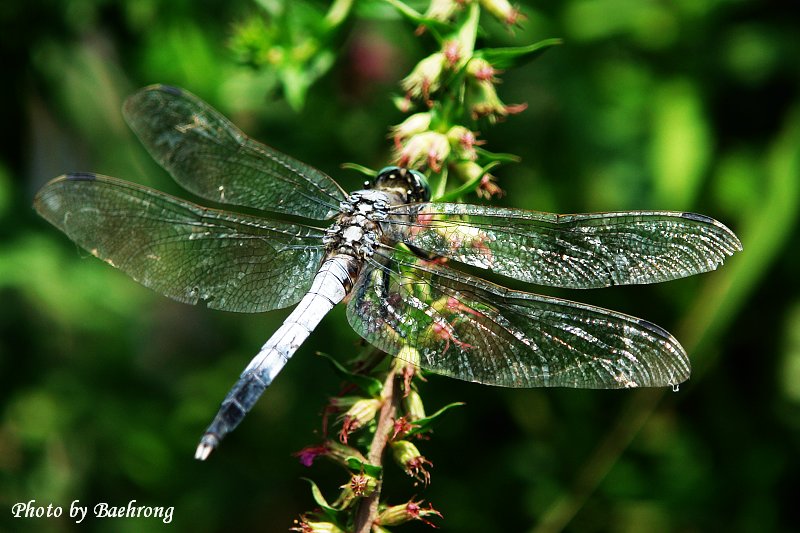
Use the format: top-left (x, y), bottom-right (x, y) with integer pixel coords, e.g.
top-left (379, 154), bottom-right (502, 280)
top-left (373, 166), bottom-right (431, 203)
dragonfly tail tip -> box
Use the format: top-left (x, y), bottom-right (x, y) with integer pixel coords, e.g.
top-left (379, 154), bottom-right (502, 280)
top-left (195, 434), bottom-right (219, 461)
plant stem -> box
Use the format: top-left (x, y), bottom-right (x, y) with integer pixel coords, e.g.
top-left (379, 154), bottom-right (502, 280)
top-left (324, 0), bottom-right (354, 29)
top-left (354, 361), bottom-right (401, 533)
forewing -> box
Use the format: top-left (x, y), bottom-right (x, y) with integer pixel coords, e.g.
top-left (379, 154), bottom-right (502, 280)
top-left (34, 174), bottom-right (326, 313)
top-left (346, 247), bottom-right (689, 389)
top-left (123, 84), bottom-right (347, 219)
top-left (395, 203), bottom-right (742, 288)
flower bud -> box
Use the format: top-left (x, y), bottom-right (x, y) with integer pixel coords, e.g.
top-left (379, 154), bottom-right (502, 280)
top-left (477, 173), bottom-right (504, 199)
top-left (466, 79), bottom-right (527, 123)
top-left (442, 39), bottom-right (464, 68)
top-left (479, 0), bottom-right (523, 25)
top-left (397, 345), bottom-right (421, 368)
top-left (342, 398), bottom-right (381, 425)
top-left (291, 517), bottom-right (346, 533)
top-left (339, 398), bottom-right (381, 443)
top-left (467, 58), bottom-right (498, 82)
top-left (393, 345), bottom-right (422, 393)
top-left (391, 112), bottom-right (433, 147)
top-left (403, 390), bottom-right (426, 422)
top-left (345, 473), bottom-right (378, 498)
top-left (376, 499), bottom-right (443, 527)
top-left (294, 440), bottom-right (369, 467)
top-left (446, 125), bottom-right (480, 160)
top-left (395, 131), bottom-right (450, 172)
top-left (328, 395), bottom-right (360, 410)
top-left (325, 440), bottom-right (367, 466)
top-left (453, 160), bottom-right (485, 182)
top-left (455, 160), bottom-right (505, 202)
top-left (391, 440), bottom-right (432, 485)
top-left (423, 0), bottom-right (464, 22)
top-left (402, 52), bottom-right (446, 102)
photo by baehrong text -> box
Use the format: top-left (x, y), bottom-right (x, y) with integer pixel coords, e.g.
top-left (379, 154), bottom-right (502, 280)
top-left (11, 499), bottom-right (174, 524)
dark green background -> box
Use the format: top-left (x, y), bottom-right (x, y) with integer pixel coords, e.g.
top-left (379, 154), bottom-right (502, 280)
top-left (1, 1), bottom-right (798, 531)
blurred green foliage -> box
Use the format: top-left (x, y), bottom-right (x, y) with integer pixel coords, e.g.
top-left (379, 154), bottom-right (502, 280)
top-left (1, 1), bottom-right (799, 531)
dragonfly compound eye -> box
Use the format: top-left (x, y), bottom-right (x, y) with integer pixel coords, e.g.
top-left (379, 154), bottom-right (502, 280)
top-left (408, 169), bottom-right (431, 202)
top-left (374, 166), bottom-right (430, 203)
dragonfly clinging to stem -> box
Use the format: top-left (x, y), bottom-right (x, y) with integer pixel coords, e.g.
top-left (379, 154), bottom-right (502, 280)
top-left (34, 85), bottom-right (742, 460)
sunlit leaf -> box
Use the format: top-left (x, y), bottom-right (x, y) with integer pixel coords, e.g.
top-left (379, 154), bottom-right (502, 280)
top-left (475, 38), bottom-right (563, 69)
top-left (345, 457), bottom-right (383, 478)
top-left (302, 478), bottom-right (348, 521)
top-left (404, 402), bottom-right (465, 438)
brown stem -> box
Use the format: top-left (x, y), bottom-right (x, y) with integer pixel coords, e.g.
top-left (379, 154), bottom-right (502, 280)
top-left (353, 360), bottom-right (401, 533)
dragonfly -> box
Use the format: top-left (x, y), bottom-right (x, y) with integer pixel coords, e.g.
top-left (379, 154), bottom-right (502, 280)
top-left (34, 85), bottom-right (742, 460)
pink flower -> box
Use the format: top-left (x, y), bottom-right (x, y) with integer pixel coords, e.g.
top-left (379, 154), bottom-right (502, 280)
top-left (294, 445), bottom-right (328, 467)
top-left (467, 58), bottom-right (499, 82)
top-left (447, 126), bottom-right (483, 160)
top-left (467, 79), bottom-right (527, 123)
top-left (347, 473), bottom-right (377, 497)
top-left (376, 499), bottom-right (443, 527)
top-left (477, 173), bottom-right (505, 199)
top-left (391, 440), bottom-right (433, 485)
top-left (391, 112), bottom-right (432, 148)
top-left (291, 516), bottom-right (346, 533)
top-left (443, 40), bottom-right (462, 67)
top-left (480, 0), bottom-right (525, 26)
top-left (335, 398), bottom-right (381, 443)
top-left (392, 416), bottom-right (416, 440)
top-left (402, 52), bottom-right (446, 104)
top-left (395, 131), bottom-right (451, 172)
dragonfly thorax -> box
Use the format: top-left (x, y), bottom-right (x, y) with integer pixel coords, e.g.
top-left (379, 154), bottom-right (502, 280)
top-left (324, 189), bottom-right (393, 259)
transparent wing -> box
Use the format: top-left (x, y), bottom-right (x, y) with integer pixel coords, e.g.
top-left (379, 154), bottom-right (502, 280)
top-left (346, 246), bottom-right (689, 389)
top-left (392, 203), bottom-right (742, 288)
top-left (123, 84), bottom-right (347, 220)
top-left (34, 173), bottom-right (327, 313)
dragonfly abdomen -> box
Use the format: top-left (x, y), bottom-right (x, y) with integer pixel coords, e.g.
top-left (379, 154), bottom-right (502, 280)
top-left (195, 255), bottom-right (358, 460)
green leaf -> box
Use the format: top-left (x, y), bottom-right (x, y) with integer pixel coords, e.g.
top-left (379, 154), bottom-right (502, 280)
top-left (279, 47), bottom-right (335, 111)
top-left (383, 0), bottom-right (452, 35)
top-left (279, 66), bottom-right (312, 111)
top-left (341, 162), bottom-right (378, 177)
top-left (302, 478), bottom-right (347, 522)
top-left (650, 79), bottom-right (710, 209)
top-left (345, 457), bottom-right (384, 478)
top-left (436, 162), bottom-right (499, 202)
top-left (317, 352), bottom-right (384, 396)
top-left (475, 38), bottom-right (563, 69)
top-left (404, 402), bottom-right (465, 438)
top-left (453, 1), bottom-right (480, 60)
top-left (323, 0), bottom-right (356, 31)
top-left (475, 147), bottom-right (521, 163)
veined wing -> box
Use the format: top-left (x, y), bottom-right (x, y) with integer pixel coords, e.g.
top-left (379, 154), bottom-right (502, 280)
top-left (347, 245), bottom-right (689, 389)
top-left (34, 173), bottom-right (327, 313)
top-left (123, 84), bottom-right (347, 220)
top-left (392, 203), bottom-right (742, 289)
